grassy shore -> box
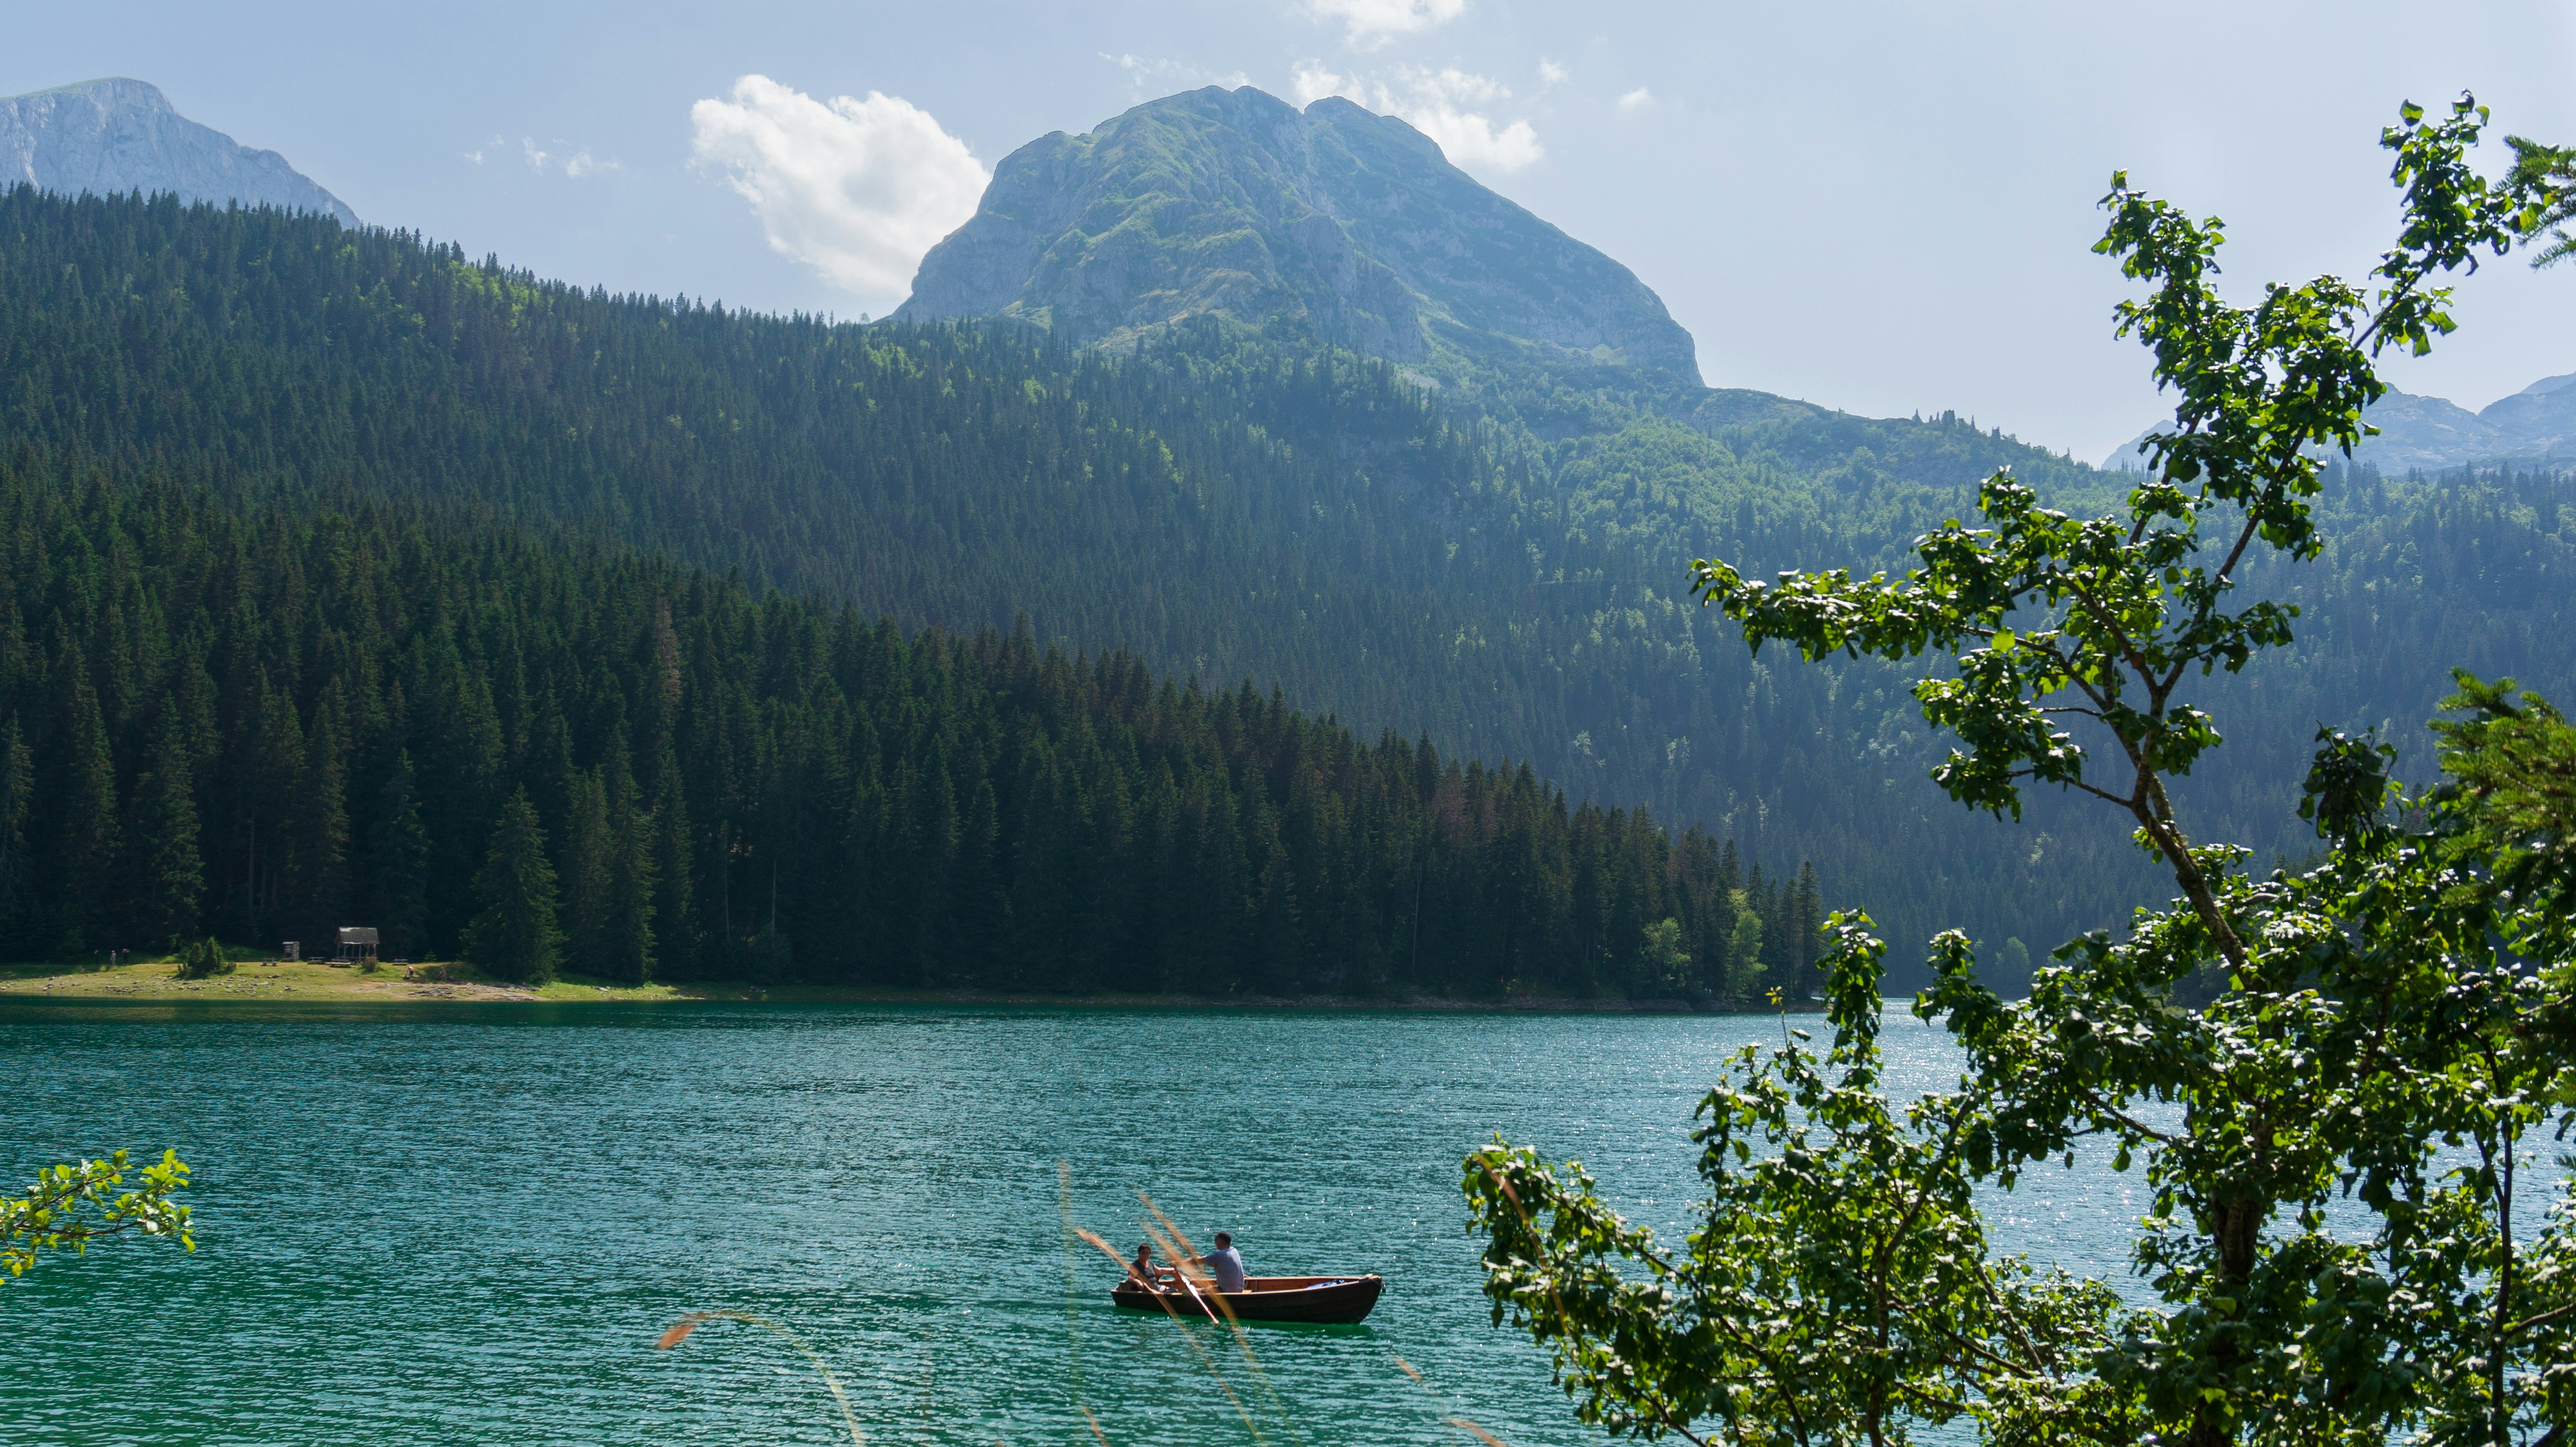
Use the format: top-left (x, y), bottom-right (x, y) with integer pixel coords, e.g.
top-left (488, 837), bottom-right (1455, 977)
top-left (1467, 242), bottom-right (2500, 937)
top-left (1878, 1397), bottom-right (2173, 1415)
top-left (0, 955), bottom-right (1771, 1011)
top-left (0, 955), bottom-right (700, 1002)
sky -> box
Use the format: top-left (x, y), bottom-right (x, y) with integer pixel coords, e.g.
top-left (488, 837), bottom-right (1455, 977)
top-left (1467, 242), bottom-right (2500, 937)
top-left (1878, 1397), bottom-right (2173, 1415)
top-left (11, 1), bottom-right (2576, 463)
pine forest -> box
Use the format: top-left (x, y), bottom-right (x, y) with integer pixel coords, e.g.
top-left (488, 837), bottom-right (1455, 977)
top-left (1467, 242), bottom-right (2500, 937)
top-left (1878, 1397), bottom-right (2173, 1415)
top-left (0, 458), bottom-right (1822, 1000)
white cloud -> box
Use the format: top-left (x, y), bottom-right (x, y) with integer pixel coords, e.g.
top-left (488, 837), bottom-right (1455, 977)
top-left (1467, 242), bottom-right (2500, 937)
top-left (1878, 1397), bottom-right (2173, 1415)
top-left (1617, 87), bottom-right (1655, 112)
top-left (1538, 59), bottom-right (1568, 88)
top-left (1289, 62), bottom-right (1541, 175)
top-left (1104, 53), bottom-right (1252, 100)
top-left (1405, 105), bottom-right (1541, 173)
top-left (1292, 62), bottom-right (1349, 108)
top-left (689, 74), bottom-right (990, 305)
top-left (1308, 0), bottom-right (1466, 49)
top-left (1405, 66), bottom-right (1508, 107)
top-left (516, 135), bottom-right (620, 179)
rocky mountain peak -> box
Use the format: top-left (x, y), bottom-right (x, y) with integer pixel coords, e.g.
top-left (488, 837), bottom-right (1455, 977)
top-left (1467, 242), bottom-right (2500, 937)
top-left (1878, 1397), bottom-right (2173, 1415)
top-left (897, 85), bottom-right (1700, 385)
top-left (1, 77), bottom-right (357, 226)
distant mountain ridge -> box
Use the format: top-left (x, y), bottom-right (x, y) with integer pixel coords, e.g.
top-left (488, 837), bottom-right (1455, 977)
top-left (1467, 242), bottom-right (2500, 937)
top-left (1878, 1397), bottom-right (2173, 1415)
top-left (2104, 367), bottom-right (2576, 472)
top-left (898, 85), bottom-right (1700, 385)
top-left (0, 77), bottom-right (356, 225)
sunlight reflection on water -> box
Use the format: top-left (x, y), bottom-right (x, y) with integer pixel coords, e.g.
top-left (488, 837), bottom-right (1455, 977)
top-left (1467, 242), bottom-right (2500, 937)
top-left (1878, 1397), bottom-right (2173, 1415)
top-left (1, 999), bottom-right (2559, 1444)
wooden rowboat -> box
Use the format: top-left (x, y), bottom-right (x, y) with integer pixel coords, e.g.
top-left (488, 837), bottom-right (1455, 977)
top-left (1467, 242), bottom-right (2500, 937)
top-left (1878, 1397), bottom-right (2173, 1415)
top-left (1111, 1274), bottom-right (1384, 1325)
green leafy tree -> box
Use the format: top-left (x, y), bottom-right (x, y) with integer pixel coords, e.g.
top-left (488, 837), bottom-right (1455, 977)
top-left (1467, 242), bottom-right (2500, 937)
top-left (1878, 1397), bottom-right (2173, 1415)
top-left (1639, 917), bottom-right (1690, 994)
top-left (2432, 672), bottom-right (2576, 957)
top-left (1465, 97), bottom-right (2576, 1447)
top-left (464, 788), bottom-right (563, 984)
top-left (1695, 97), bottom-right (2548, 971)
top-left (2508, 136), bottom-right (2576, 268)
top-left (1996, 934), bottom-right (2031, 990)
top-left (1725, 911), bottom-right (1763, 993)
top-left (3, 1149), bottom-right (194, 1280)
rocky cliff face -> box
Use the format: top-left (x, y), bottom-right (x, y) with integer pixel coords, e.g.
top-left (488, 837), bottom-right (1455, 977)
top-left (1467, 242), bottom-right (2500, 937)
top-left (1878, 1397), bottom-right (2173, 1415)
top-left (898, 86), bottom-right (1699, 384)
top-left (1, 78), bottom-right (356, 226)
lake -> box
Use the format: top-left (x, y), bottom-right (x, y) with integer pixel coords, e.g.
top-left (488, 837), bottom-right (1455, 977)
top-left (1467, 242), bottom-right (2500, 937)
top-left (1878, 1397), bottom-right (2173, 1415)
top-left (0, 1000), bottom-right (2400, 1444)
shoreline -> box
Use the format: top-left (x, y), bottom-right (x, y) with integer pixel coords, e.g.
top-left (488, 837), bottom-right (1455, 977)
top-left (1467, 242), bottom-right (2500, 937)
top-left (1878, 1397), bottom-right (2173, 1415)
top-left (0, 957), bottom-right (1813, 1014)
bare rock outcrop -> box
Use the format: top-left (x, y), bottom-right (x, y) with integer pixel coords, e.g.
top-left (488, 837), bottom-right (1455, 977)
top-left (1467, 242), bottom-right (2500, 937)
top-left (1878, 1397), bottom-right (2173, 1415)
top-left (1, 78), bottom-right (356, 226)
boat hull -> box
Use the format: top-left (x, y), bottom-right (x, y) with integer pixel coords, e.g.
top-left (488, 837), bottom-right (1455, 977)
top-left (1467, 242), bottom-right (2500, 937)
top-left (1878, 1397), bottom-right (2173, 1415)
top-left (1111, 1274), bottom-right (1383, 1325)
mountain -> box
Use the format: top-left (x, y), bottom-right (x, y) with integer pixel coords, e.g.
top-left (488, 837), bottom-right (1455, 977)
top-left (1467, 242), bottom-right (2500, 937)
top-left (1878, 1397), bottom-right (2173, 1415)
top-left (896, 86), bottom-right (1699, 385)
top-left (5, 188), bottom-right (2568, 991)
top-left (0, 186), bottom-right (2105, 970)
top-left (0, 78), bottom-right (356, 225)
top-left (2104, 368), bottom-right (2576, 472)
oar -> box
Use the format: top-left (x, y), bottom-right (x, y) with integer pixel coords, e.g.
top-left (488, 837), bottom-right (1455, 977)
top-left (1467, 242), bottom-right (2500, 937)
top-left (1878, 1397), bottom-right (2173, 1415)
top-left (1072, 1226), bottom-right (1263, 1443)
top-left (1138, 1197), bottom-right (1299, 1443)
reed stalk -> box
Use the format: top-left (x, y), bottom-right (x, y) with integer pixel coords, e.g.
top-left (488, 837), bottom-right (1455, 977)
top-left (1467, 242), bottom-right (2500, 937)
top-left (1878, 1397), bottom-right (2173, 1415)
top-left (1396, 1353), bottom-right (1515, 1447)
top-left (654, 1309), bottom-right (865, 1445)
top-left (1136, 1191), bottom-right (1298, 1439)
top-left (1071, 1225), bottom-right (1264, 1442)
top-left (1059, 1159), bottom-right (1088, 1416)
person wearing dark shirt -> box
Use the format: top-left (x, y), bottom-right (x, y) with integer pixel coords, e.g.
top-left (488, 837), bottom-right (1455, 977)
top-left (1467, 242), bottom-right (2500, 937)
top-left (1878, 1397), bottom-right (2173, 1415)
top-left (1128, 1243), bottom-right (1162, 1288)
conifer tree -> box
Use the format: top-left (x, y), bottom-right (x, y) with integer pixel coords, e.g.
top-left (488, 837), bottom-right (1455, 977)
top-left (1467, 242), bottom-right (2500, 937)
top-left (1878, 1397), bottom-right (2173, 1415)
top-left (558, 770), bottom-right (611, 976)
top-left (648, 745), bottom-right (698, 978)
top-left (0, 716), bottom-right (30, 955)
top-left (600, 734), bottom-right (657, 984)
top-left (904, 754), bottom-right (961, 987)
top-left (51, 671), bottom-right (120, 954)
top-left (1787, 860), bottom-right (1822, 998)
top-left (464, 788), bottom-right (562, 984)
top-left (237, 677), bottom-right (306, 940)
top-left (1250, 820), bottom-right (1301, 994)
top-left (362, 750), bottom-right (431, 958)
top-left (953, 777), bottom-right (1005, 988)
top-left (291, 700), bottom-right (352, 943)
top-left (418, 649), bottom-right (504, 953)
top-left (123, 713), bottom-right (205, 947)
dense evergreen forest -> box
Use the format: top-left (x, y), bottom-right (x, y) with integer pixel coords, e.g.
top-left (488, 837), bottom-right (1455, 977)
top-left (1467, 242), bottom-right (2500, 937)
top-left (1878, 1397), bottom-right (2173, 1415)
top-left (0, 459), bottom-right (1824, 999)
top-left (3, 187), bottom-right (2567, 981)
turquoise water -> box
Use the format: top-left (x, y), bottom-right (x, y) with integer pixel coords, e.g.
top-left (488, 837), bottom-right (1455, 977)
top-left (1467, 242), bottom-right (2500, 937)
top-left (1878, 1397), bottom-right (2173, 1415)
top-left (3, 1000), bottom-right (2529, 1445)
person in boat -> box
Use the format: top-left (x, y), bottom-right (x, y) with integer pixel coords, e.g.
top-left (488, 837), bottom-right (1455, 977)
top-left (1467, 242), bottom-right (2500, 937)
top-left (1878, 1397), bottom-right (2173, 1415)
top-left (1128, 1243), bottom-right (1163, 1288)
top-left (1190, 1231), bottom-right (1247, 1293)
